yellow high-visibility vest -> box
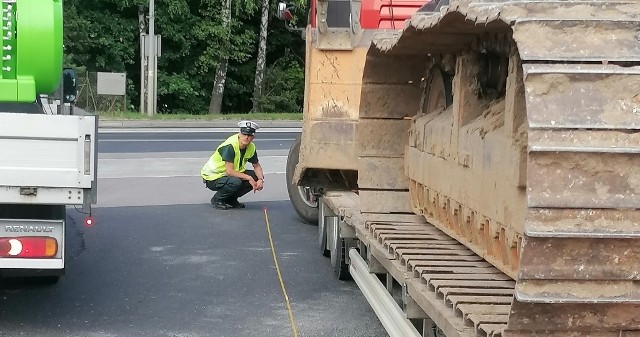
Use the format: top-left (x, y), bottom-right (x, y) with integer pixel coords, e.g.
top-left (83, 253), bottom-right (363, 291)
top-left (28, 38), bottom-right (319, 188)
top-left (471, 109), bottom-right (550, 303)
top-left (201, 134), bottom-right (256, 181)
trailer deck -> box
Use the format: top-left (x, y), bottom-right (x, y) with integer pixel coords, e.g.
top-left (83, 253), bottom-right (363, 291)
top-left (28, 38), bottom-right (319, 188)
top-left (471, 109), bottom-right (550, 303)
top-left (324, 191), bottom-right (515, 337)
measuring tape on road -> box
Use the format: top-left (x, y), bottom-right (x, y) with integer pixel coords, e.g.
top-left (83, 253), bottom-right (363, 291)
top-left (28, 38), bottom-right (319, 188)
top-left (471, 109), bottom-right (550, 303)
top-left (263, 207), bottom-right (300, 337)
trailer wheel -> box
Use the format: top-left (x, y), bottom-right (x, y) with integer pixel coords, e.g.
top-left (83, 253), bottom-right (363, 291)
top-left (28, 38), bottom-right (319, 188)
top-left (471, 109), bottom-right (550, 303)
top-left (286, 135), bottom-right (319, 225)
top-left (318, 201), bottom-right (330, 257)
top-left (427, 321), bottom-right (447, 337)
top-left (331, 221), bottom-right (350, 280)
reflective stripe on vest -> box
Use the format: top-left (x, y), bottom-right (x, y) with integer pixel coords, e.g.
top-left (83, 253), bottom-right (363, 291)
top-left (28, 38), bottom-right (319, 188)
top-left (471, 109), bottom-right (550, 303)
top-left (201, 134), bottom-right (256, 181)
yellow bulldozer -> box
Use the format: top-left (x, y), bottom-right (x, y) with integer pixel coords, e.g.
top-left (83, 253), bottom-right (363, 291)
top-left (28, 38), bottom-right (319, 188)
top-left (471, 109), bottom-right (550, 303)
top-left (280, 1), bottom-right (640, 336)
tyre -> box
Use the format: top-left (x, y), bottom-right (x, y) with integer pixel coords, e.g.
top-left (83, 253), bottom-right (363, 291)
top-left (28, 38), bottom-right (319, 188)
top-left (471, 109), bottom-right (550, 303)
top-left (330, 221), bottom-right (350, 280)
top-left (426, 321), bottom-right (447, 337)
top-left (318, 201), bottom-right (330, 257)
top-left (286, 134), bottom-right (319, 225)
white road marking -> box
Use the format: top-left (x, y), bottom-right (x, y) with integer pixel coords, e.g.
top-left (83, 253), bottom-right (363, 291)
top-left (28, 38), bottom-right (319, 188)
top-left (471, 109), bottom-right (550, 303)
top-left (99, 138), bottom-right (294, 142)
top-left (100, 128), bottom-right (300, 133)
top-left (99, 172), bottom-right (286, 179)
top-left (98, 154), bottom-right (288, 179)
top-left (95, 141), bottom-right (291, 208)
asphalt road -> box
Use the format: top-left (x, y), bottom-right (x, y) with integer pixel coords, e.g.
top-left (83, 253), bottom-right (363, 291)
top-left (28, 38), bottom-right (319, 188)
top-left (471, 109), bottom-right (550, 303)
top-left (0, 128), bottom-right (386, 337)
top-left (98, 128), bottom-right (300, 153)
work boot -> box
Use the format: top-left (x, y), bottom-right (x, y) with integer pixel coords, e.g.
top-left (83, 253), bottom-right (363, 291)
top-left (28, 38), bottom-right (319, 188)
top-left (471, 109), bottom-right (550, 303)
top-left (226, 199), bottom-right (245, 209)
top-left (211, 196), bottom-right (229, 210)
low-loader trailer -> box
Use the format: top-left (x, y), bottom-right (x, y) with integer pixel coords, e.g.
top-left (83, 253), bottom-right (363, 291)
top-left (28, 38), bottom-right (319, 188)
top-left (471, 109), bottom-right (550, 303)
top-left (282, 1), bottom-right (640, 336)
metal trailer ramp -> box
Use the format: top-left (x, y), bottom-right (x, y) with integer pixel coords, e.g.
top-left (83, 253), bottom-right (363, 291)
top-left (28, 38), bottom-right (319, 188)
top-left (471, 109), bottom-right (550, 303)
top-left (324, 191), bottom-right (515, 337)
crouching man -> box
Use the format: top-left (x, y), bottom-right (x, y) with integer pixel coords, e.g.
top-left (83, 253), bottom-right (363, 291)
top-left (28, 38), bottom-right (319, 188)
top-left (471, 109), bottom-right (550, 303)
top-left (201, 121), bottom-right (265, 210)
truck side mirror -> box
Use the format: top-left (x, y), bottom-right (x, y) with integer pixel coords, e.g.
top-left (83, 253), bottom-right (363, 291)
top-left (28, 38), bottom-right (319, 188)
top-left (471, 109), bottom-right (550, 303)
top-left (62, 68), bottom-right (77, 104)
top-left (276, 3), bottom-right (294, 21)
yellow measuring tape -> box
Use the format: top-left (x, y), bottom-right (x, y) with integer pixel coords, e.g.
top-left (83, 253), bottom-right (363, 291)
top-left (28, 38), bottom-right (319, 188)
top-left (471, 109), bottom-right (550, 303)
top-left (263, 207), bottom-right (299, 337)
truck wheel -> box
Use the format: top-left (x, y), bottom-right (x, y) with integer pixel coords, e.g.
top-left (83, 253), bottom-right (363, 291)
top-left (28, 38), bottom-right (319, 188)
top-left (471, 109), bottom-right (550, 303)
top-left (286, 135), bottom-right (319, 225)
top-left (331, 222), bottom-right (350, 280)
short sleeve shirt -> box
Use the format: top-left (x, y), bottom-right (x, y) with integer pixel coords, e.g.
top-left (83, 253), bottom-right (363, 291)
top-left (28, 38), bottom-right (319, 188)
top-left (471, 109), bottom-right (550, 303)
top-left (218, 144), bottom-right (259, 165)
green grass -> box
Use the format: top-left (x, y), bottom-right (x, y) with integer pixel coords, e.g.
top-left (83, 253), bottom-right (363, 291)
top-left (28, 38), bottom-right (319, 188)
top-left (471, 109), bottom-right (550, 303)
top-left (98, 111), bottom-right (303, 121)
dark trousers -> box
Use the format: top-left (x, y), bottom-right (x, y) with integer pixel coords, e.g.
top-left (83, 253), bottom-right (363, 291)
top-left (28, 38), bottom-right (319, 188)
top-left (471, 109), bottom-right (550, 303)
top-left (204, 170), bottom-right (258, 203)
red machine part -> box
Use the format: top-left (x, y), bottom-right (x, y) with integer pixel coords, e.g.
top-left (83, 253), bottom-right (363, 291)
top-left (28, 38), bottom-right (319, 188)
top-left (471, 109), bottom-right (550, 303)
top-left (306, 0), bottom-right (427, 29)
top-left (360, 0), bottom-right (428, 29)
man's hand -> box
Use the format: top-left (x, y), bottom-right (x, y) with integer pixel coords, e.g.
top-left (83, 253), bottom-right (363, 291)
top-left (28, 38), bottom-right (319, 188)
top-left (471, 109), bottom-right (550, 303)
top-left (255, 179), bottom-right (264, 191)
top-left (248, 177), bottom-right (258, 191)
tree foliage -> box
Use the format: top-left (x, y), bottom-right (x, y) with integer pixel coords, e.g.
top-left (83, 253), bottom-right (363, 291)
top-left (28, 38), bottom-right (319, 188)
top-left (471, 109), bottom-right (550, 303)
top-left (63, 0), bottom-right (306, 114)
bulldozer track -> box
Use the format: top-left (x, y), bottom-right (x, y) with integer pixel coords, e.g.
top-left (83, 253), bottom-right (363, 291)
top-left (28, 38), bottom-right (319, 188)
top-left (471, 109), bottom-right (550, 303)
top-left (356, 0), bottom-right (640, 335)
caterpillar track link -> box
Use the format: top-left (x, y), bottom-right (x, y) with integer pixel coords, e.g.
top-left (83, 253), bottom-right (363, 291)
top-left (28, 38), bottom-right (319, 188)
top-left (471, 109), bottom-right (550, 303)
top-left (359, 1), bottom-right (640, 335)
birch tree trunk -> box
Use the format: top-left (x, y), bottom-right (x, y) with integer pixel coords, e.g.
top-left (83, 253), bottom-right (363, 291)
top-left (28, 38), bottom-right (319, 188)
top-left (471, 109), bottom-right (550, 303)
top-left (208, 0), bottom-right (232, 114)
top-left (209, 58), bottom-right (228, 114)
top-left (251, 0), bottom-right (270, 112)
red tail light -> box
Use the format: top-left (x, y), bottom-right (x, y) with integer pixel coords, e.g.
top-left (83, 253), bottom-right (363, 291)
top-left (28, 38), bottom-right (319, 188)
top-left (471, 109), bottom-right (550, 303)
top-left (0, 237), bottom-right (58, 258)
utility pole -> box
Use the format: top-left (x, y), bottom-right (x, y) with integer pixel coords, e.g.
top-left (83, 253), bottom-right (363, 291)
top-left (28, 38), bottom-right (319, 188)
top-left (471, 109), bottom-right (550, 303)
top-left (146, 0), bottom-right (156, 116)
